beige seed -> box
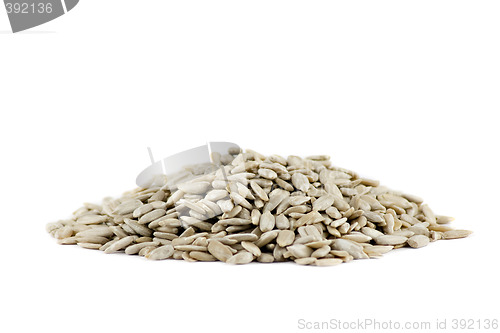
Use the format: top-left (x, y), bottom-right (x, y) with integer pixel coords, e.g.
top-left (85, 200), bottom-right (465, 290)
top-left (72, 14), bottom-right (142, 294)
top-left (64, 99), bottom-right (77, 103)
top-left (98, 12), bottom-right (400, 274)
top-left (225, 233), bottom-right (259, 242)
top-left (75, 235), bottom-right (109, 244)
top-left (189, 251), bottom-right (216, 261)
top-left (258, 168), bottom-right (278, 180)
top-left (218, 218), bottom-right (252, 226)
top-left (76, 214), bottom-right (108, 225)
top-left (361, 227), bottom-right (385, 239)
top-left (277, 230), bottom-right (295, 247)
top-left (315, 258), bottom-right (343, 266)
top-left (76, 226), bottom-right (113, 238)
top-left (364, 211), bottom-right (385, 223)
top-left (312, 194), bottom-right (335, 211)
top-left (407, 235), bottom-right (430, 248)
top-left (291, 173), bottom-right (310, 192)
top-left (341, 233), bottom-right (371, 243)
top-left (295, 211), bottom-right (324, 227)
top-left (138, 246), bottom-right (156, 257)
top-left (294, 257), bottom-right (317, 265)
top-left (125, 242), bottom-right (160, 255)
top-left (436, 215), bottom-right (455, 224)
top-left (177, 181), bottom-right (211, 195)
top-left (205, 189), bottom-right (229, 202)
top-left (147, 245), bottom-right (174, 260)
top-left (259, 211), bottom-right (276, 232)
top-left (241, 241), bottom-right (262, 257)
top-left (257, 253), bottom-right (275, 263)
top-left (226, 251), bottom-right (254, 264)
top-left (421, 204), bottom-right (437, 224)
top-left (286, 244), bottom-right (313, 258)
top-left (255, 230), bottom-right (279, 247)
top-left (363, 245), bottom-right (393, 257)
top-left (124, 218), bottom-right (153, 237)
top-left (113, 199), bottom-right (143, 215)
top-left (264, 189), bottom-right (290, 212)
top-left (105, 236), bottom-right (137, 254)
top-left (54, 226), bottom-right (73, 239)
top-left (275, 214), bottom-right (290, 230)
top-left (174, 245), bottom-right (207, 251)
top-left (442, 230), bottom-right (473, 240)
top-left (138, 209), bottom-right (166, 224)
top-left (207, 240), bottom-right (233, 262)
top-left (132, 204), bottom-right (154, 218)
top-left (375, 235), bottom-right (408, 246)
top-left (311, 245), bottom-right (331, 258)
top-left (77, 243), bottom-right (102, 250)
top-left (331, 239), bottom-right (368, 259)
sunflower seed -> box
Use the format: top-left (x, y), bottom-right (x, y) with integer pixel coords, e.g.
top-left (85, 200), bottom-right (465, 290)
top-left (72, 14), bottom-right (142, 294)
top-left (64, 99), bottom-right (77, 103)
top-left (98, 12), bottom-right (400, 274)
top-left (104, 236), bottom-right (137, 254)
top-left (375, 235), bottom-right (408, 246)
top-left (291, 173), bottom-right (310, 192)
top-left (276, 230), bottom-right (295, 247)
top-left (146, 245), bottom-right (174, 260)
top-left (226, 251), bottom-right (254, 264)
top-left (207, 240), bottom-right (233, 262)
top-left (442, 230), bottom-right (473, 240)
top-left (257, 253), bottom-right (275, 263)
top-left (259, 211), bottom-right (275, 232)
top-left (76, 214), bottom-right (108, 225)
top-left (177, 181), bottom-right (211, 195)
top-left (189, 251), bottom-right (216, 261)
top-left (407, 235), bottom-right (430, 248)
top-left (294, 257), bottom-right (317, 265)
top-left (315, 258), bottom-right (343, 266)
top-left (113, 199), bottom-right (143, 215)
top-left (241, 241), bottom-right (261, 257)
top-left (258, 168), bottom-right (278, 180)
top-left (312, 194), bottom-right (335, 211)
top-left (286, 244), bottom-right (313, 258)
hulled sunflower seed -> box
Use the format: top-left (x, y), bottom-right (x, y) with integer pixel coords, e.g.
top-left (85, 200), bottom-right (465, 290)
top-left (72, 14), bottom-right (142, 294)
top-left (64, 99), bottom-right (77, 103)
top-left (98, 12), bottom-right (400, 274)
top-left (207, 240), bottom-right (233, 262)
top-left (241, 241), bottom-right (261, 257)
top-left (442, 230), bottom-right (473, 240)
top-left (226, 251), bottom-right (254, 264)
top-left (375, 235), bottom-right (408, 246)
top-left (407, 235), bottom-right (430, 248)
top-left (146, 245), bottom-right (174, 260)
top-left (259, 211), bottom-right (275, 232)
top-left (104, 236), bottom-right (137, 254)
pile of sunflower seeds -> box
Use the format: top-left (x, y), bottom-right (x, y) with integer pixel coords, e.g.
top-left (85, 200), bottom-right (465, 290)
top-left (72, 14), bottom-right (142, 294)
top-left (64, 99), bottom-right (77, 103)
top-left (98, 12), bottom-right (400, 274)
top-left (46, 149), bottom-right (472, 266)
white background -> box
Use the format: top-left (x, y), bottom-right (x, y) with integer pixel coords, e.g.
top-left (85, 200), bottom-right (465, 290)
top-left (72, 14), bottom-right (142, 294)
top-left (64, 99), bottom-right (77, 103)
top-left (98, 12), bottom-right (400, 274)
top-left (1, 1), bottom-right (499, 332)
